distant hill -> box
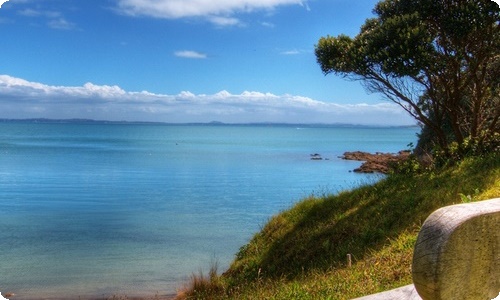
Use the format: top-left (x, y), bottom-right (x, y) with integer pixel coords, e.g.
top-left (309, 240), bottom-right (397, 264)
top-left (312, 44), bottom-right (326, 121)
top-left (0, 118), bottom-right (419, 128)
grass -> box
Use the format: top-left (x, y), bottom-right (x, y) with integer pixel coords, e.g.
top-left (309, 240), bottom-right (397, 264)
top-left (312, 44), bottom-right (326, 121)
top-left (177, 153), bottom-right (499, 299)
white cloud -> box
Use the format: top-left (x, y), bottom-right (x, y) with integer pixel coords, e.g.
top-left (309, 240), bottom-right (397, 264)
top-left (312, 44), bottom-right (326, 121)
top-left (0, 74), bottom-right (415, 125)
top-left (47, 17), bottom-right (76, 30)
top-left (18, 8), bottom-right (41, 16)
top-left (82, 83), bottom-right (127, 97)
top-left (280, 49), bottom-right (310, 55)
top-left (209, 16), bottom-right (242, 27)
top-left (281, 49), bottom-right (300, 55)
top-left (19, 8), bottom-right (60, 18)
top-left (260, 21), bottom-right (275, 28)
top-left (174, 50), bottom-right (208, 59)
top-left (115, 0), bottom-right (307, 25)
top-left (17, 7), bottom-right (76, 30)
top-left (0, 0), bottom-right (9, 9)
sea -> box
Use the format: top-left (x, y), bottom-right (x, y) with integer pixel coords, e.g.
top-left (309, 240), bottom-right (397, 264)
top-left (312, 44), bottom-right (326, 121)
top-left (0, 121), bottom-right (418, 299)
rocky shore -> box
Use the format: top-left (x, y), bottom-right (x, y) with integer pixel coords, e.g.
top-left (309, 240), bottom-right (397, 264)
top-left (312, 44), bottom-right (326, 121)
top-left (341, 150), bottom-right (411, 174)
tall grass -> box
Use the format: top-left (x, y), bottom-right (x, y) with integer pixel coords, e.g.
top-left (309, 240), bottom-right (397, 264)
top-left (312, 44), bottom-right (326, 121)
top-left (178, 154), bottom-right (499, 299)
top-left (178, 261), bottom-right (226, 299)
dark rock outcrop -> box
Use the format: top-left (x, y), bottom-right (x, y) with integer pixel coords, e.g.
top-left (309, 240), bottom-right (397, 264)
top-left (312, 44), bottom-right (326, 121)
top-left (341, 150), bottom-right (411, 173)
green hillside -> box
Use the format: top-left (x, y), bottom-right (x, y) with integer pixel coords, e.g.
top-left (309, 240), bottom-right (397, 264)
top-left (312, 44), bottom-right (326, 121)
top-left (179, 153), bottom-right (499, 299)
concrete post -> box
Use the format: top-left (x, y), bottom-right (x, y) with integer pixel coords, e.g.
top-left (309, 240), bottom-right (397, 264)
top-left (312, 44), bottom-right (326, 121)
top-left (412, 198), bottom-right (500, 300)
top-left (353, 198), bottom-right (500, 300)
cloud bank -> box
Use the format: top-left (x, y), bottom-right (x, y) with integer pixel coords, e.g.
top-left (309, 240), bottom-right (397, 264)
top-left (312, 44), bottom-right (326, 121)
top-left (0, 75), bottom-right (415, 125)
top-left (115, 0), bottom-right (307, 25)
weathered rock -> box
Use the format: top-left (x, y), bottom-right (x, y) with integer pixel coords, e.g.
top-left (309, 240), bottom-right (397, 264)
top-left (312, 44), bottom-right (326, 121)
top-left (310, 153), bottom-right (323, 160)
top-left (341, 151), bottom-right (411, 173)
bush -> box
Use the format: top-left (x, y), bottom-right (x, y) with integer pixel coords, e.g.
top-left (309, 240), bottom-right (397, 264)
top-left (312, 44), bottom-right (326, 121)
top-left (433, 131), bottom-right (500, 168)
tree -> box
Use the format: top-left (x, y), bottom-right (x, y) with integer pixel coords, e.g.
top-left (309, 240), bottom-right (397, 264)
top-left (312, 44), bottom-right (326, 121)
top-left (315, 0), bottom-right (499, 154)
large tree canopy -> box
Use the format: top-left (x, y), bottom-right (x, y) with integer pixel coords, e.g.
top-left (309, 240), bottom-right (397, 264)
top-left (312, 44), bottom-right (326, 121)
top-left (316, 0), bottom-right (499, 154)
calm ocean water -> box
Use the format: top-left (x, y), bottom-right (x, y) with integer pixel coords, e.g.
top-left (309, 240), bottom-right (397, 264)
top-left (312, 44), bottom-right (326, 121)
top-left (0, 121), bottom-right (418, 299)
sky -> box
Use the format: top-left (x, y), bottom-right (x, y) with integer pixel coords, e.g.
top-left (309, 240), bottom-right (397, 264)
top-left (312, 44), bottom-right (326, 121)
top-left (0, 0), bottom-right (418, 125)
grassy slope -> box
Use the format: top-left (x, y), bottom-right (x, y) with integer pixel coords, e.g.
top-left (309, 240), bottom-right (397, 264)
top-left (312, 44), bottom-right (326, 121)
top-left (180, 154), bottom-right (500, 299)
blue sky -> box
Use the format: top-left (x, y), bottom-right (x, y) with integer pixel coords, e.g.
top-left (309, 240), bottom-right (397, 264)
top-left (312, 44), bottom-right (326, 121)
top-left (0, 0), bottom-right (416, 125)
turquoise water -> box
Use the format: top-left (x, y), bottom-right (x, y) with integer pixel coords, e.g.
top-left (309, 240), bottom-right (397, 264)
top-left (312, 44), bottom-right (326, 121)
top-left (0, 122), bottom-right (418, 299)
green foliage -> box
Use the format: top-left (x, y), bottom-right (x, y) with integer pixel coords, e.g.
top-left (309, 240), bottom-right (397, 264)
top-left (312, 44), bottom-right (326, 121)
top-left (179, 154), bottom-right (500, 299)
top-left (390, 154), bottom-right (428, 175)
top-left (433, 130), bottom-right (500, 168)
top-left (316, 35), bottom-right (357, 75)
top-left (459, 189), bottom-right (480, 203)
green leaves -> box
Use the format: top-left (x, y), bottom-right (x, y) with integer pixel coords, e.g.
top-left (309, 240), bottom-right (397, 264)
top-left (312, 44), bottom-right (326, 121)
top-left (315, 35), bottom-right (355, 75)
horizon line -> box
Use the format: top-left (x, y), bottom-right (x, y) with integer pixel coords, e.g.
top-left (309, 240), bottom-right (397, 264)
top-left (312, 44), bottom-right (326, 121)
top-left (0, 118), bottom-right (420, 128)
